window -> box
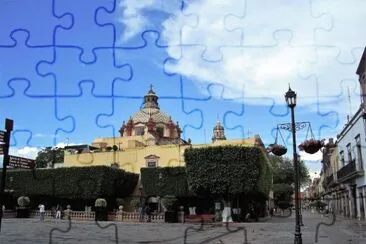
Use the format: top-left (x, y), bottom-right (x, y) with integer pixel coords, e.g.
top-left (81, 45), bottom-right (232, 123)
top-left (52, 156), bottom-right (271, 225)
top-left (347, 143), bottom-right (352, 163)
top-left (135, 126), bottom-right (145, 136)
top-left (156, 127), bottom-right (164, 137)
top-left (355, 135), bottom-right (363, 170)
top-left (147, 161), bottom-right (156, 167)
top-left (340, 151), bottom-right (345, 167)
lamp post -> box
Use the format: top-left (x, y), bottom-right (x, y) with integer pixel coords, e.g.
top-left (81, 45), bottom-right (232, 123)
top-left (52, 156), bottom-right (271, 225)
top-left (297, 154), bottom-right (304, 226)
top-left (285, 86), bottom-right (303, 244)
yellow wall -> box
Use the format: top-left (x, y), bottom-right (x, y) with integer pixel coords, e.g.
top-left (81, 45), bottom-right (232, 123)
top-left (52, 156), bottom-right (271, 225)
top-left (64, 144), bottom-right (190, 173)
top-left (64, 136), bottom-right (267, 174)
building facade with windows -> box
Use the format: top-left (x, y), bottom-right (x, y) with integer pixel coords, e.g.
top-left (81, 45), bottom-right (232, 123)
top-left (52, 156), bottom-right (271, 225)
top-left (321, 47), bottom-right (366, 220)
top-left (334, 106), bottom-right (366, 220)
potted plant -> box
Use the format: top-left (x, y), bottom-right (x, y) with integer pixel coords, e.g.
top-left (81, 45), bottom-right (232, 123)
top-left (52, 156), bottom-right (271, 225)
top-left (298, 139), bottom-right (325, 154)
top-left (115, 198), bottom-right (124, 209)
top-left (162, 195), bottom-right (177, 223)
top-left (16, 196), bottom-right (30, 218)
top-left (268, 144), bottom-right (287, 156)
top-left (94, 198), bottom-right (108, 221)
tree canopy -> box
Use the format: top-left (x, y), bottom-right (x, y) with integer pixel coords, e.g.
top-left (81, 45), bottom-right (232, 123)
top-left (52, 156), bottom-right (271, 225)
top-left (269, 155), bottom-right (310, 187)
top-left (269, 155), bottom-right (310, 207)
top-left (184, 145), bottom-right (272, 199)
top-left (35, 147), bottom-right (64, 168)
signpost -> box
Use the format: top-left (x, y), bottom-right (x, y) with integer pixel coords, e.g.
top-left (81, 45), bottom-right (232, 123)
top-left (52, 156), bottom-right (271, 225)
top-left (0, 131), bottom-right (5, 142)
top-left (0, 119), bottom-right (13, 232)
top-left (0, 119), bottom-right (36, 232)
top-left (8, 155), bottom-right (35, 169)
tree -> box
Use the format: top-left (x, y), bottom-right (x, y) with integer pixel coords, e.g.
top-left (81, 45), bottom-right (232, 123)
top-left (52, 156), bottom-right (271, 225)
top-left (269, 155), bottom-right (310, 187)
top-left (184, 146), bottom-right (272, 199)
top-left (269, 155), bottom-right (310, 206)
top-left (35, 147), bottom-right (64, 168)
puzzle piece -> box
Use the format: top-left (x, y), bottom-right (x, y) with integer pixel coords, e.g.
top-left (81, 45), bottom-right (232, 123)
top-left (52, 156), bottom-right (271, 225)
top-left (54, 82), bottom-right (116, 145)
top-left (0, 0), bottom-right (72, 46)
top-left (224, 0), bottom-right (332, 47)
top-left (312, 0), bottom-right (366, 63)
top-left (36, 47), bottom-right (132, 97)
top-left (53, 0), bottom-right (116, 63)
top-left (172, 0), bottom-right (247, 61)
top-left (0, 31), bottom-right (56, 97)
top-left (177, 83), bottom-right (246, 143)
top-left (112, 32), bottom-right (182, 98)
top-left (116, 0), bottom-right (198, 48)
top-left (0, 79), bottom-right (73, 147)
top-left (297, 47), bottom-right (360, 138)
top-left (183, 219), bottom-right (249, 244)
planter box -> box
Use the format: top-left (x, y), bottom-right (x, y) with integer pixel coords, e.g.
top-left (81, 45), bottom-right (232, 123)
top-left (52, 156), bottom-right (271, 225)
top-left (164, 211), bottom-right (177, 223)
top-left (16, 208), bottom-right (30, 218)
top-left (94, 207), bottom-right (108, 221)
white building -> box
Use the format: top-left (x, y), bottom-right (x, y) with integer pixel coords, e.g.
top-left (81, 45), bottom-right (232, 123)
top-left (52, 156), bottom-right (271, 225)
top-left (335, 106), bottom-right (366, 219)
top-left (321, 47), bottom-right (366, 220)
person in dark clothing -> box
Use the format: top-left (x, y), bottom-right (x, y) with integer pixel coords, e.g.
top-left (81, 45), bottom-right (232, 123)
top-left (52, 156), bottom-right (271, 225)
top-left (269, 208), bottom-right (274, 218)
top-left (145, 205), bottom-right (151, 222)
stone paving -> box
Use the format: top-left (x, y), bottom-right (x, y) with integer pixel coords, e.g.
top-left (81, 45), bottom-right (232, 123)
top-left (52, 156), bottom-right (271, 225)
top-left (0, 212), bottom-right (365, 244)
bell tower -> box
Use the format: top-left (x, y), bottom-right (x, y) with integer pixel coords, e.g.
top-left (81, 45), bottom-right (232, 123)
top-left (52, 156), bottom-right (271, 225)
top-left (212, 120), bottom-right (226, 143)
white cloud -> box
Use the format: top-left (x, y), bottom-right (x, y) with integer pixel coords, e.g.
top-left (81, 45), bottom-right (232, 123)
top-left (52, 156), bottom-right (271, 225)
top-left (118, 0), bottom-right (365, 119)
top-left (8, 146), bottom-right (40, 160)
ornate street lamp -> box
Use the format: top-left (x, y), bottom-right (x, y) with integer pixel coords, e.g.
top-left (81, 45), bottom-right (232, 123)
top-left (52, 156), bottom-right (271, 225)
top-left (285, 86), bottom-right (303, 244)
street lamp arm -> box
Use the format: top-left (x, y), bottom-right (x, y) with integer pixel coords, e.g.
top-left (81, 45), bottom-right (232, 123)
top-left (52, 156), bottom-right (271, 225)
top-left (278, 122), bottom-right (311, 132)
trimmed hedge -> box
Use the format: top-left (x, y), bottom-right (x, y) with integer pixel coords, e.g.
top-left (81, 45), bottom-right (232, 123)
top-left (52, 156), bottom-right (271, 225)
top-left (3, 166), bottom-right (139, 200)
top-left (140, 167), bottom-right (189, 197)
top-left (184, 145), bottom-right (272, 197)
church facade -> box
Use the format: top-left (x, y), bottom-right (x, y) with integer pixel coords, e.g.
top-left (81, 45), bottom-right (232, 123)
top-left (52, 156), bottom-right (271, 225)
top-left (63, 86), bottom-right (270, 175)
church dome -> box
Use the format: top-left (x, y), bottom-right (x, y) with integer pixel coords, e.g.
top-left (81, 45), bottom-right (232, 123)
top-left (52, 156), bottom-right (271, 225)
top-left (131, 108), bottom-right (171, 124)
top-left (213, 120), bottom-right (224, 130)
top-left (130, 85), bottom-right (173, 124)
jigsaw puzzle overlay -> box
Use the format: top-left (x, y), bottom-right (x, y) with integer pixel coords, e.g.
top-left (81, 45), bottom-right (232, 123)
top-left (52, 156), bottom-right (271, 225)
top-left (1, 0), bottom-right (366, 243)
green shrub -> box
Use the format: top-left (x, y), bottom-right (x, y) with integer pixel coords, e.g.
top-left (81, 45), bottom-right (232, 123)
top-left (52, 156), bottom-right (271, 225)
top-left (162, 195), bottom-right (177, 211)
top-left (184, 146), bottom-right (272, 197)
top-left (2, 166), bottom-right (139, 200)
top-left (17, 196), bottom-right (30, 207)
top-left (115, 198), bottom-right (124, 207)
top-left (141, 167), bottom-right (189, 197)
top-left (130, 199), bottom-right (140, 210)
top-left (95, 198), bottom-right (107, 208)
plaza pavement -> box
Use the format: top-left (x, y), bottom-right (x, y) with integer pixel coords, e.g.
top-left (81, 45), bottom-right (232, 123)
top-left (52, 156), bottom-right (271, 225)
top-left (0, 211), bottom-right (365, 244)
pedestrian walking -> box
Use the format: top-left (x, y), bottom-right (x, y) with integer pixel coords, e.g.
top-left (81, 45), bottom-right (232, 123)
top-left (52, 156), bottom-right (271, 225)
top-left (38, 203), bottom-right (45, 222)
top-left (269, 208), bottom-right (274, 218)
top-left (63, 205), bottom-right (72, 220)
top-left (55, 204), bottom-right (61, 219)
top-left (145, 205), bottom-right (151, 222)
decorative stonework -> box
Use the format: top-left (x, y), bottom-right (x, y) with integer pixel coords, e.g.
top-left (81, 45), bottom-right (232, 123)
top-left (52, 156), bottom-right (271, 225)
top-left (144, 154), bottom-right (160, 167)
top-left (118, 86), bottom-right (183, 144)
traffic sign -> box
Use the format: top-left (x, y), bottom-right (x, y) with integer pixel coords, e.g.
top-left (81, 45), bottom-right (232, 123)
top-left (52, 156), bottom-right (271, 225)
top-left (8, 155), bottom-right (36, 169)
top-left (0, 130), bottom-right (5, 143)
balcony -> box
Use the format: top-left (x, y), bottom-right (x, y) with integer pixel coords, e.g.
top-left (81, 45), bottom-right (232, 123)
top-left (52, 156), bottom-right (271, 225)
top-left (324, 174), bottom-right (335, 186)
top-left (337, 160), bottom-right (364, 182)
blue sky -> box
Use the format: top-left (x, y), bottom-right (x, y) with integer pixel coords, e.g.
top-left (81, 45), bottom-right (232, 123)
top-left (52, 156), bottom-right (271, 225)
top-left (1, 0), bottom-right (365, 179)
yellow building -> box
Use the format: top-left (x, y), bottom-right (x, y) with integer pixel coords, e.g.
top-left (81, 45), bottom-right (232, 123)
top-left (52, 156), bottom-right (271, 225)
top-left (64, 86), bottom-right (271, 175)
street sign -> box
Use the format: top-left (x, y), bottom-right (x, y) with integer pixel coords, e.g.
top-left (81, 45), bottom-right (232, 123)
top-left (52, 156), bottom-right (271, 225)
top-left (8, 155), bottom-right (36, 169)
top-left (0, 144), bottom-right (3, 155)
top-left (0, 130), bottom-right (5, 143)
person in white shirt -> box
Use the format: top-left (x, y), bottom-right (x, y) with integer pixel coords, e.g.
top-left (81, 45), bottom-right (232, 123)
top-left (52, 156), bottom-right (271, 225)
top-left (38, 204), bottom-right (45, 222)
top-left (55, 204), bottom-right (61, 219)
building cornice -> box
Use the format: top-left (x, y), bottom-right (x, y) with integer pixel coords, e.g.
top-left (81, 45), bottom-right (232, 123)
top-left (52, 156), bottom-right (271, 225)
top-left (336, 105), bottom-right (363, 142)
